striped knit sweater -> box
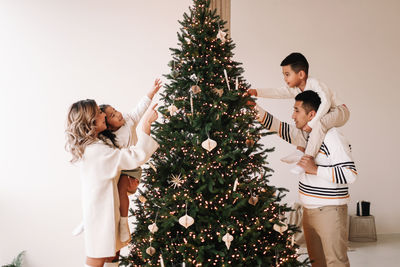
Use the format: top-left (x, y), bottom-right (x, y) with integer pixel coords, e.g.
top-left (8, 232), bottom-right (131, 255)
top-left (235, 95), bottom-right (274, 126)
top-left (257, 105), bottom-right (357, 208)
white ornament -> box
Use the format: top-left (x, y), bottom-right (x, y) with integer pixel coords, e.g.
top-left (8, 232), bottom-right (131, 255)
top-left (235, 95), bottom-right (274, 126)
top-left (169, 173), bottom-right (184, 189)
top-left (233, 178), bottom-right (239, 192)
top-left (190, 85), bottom-right (201, 95)
top-left (146, 246), bottom-right (156, 256)
top-left (222, 232), bottom-right (234, 249)
top-left (201, 138), bottom-right (217, 152)
top-left (148, 223), bottom-right (158, 234)
top-left (223, 69), bottom-right (231, 91)
top-left (149, 162), bottom-right (157, 172)
top-left (190, 74), bottom-right (197, 81)
top-left (217, 29), bottom-right (227, 43)
top-left (160, 254), bottom-right (165, 267)
top-left (235, 77), bottom-right (239, 90)
top-left (179, 214), bottom-right (194, 229)
top-left (168, 104), bottom-right (178, 116)
top-left (190, 92), bottom-right (194, 115)
top-left (273, 222), bottom-right (288, 234)
top-left (212, 88), bottom-right (224, 97)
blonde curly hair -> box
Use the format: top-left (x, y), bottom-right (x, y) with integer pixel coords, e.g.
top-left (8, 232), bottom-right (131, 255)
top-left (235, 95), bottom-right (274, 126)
top-left (65, 99), bottom-right (99, 163)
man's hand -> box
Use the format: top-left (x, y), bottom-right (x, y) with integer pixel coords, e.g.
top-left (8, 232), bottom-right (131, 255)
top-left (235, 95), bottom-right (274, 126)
top-left (147, 78), bottom-right (162, 100)
top-left (297, 155), bottom-right (318, 175)
top-left (247, 89), bottom-right (258, 96)
top-left (246, 100), bottom-right (257, 109)
top-left (302, 124), bottom-right (312, 132)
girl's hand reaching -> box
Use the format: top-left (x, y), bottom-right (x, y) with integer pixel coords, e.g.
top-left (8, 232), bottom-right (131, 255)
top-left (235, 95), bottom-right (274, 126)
top-left (147, 78), bottom-right (162, 100)
top-left (142, 103), bottom-right (158, 135)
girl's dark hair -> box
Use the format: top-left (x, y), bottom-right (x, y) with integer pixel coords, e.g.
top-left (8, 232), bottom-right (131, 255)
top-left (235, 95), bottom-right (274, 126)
top-left (280, 52), bottom-right (309, 75)
top-left (99, 104), bottom-right (119, 148)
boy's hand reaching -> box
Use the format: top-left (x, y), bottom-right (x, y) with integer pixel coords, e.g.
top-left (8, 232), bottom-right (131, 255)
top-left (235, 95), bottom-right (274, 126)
top-left (147, 78), bottom-right (162, 100)
top-left (244, 89), bottom-right (257, 109)
top-left (247, 89), bottom-right (258, 96)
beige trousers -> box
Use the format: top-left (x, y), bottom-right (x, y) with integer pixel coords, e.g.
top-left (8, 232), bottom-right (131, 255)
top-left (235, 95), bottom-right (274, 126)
top-left (303, 205), bottom-right (350, 267)
top-left (304, 104), bottom-right (350, 157)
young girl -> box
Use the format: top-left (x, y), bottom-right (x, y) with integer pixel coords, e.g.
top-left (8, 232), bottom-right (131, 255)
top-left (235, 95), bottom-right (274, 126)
top-left (100, 78), bottom-right (162, 242)
top-left (65, 99), bottom-right (159, 267)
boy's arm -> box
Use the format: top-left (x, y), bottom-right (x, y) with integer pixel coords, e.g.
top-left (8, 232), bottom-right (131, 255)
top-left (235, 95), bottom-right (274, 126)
top-left (255, 105), bottom-right (306, 146)
top-left (316, 132), bottom-right (357, 184)
top-left (256, 87), bottom-right (300, 99)
top-left (307, 79), bottom-right (332, 129)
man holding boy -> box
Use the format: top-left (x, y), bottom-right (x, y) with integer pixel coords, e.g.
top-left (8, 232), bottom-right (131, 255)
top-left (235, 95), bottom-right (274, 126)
top-left (254, 90), bottom-right (357, 267)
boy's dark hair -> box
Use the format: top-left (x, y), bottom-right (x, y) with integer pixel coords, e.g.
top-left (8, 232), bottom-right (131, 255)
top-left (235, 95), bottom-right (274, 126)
top-left (280, 52), bottom-right (309, 75)
top-left (99, 104), bottom-right (119, 148)
top-left (295, 90), bottom-right (321, 113)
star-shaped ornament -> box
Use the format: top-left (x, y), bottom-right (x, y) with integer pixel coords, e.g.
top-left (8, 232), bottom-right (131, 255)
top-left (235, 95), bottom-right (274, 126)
top-left (217, 29), bottom-right (227, 43)
top-left (169, 173), bottom-right (184, 189)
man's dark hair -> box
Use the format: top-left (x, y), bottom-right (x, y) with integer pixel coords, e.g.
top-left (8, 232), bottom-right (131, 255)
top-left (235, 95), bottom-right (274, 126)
top-left (280, 52), bottom-right (309, 75)
top-left (295, 90), bottom-right (321, 113)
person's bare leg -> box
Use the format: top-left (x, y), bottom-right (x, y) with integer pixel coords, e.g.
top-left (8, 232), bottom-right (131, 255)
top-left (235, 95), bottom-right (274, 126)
top-left (86, 256), bottom-right (106, 267)
top-left (118, 175), bottom-right (130, 217)
top-left (118, 175), bottom-right (131, 242)
top-left (127, 177), bottom-right (140, 194)
top-left (104, 251), bottom-right (120, 267)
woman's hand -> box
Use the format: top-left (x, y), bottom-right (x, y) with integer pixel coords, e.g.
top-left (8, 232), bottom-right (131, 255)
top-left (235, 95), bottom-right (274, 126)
top-left (147, 78), bottom-right (162, 100)
top-left (142, 103), bottom-right (158, 134)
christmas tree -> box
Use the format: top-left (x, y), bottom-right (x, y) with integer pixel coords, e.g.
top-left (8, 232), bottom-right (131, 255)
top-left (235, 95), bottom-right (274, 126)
top-left (122, 0), bottom-right (308, 266)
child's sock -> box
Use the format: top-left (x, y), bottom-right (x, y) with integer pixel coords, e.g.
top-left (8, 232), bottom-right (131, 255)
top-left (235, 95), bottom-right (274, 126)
top-left (119, 217), bottom-right (130, 242)
top-left (84, 264), bottom-right (92, 267)
top-left (290, 165), bottom-right (305, 175)
top-left (104, 262), bottom-right (119, 267)
top-left (281, 150), bottom-right (304, 164)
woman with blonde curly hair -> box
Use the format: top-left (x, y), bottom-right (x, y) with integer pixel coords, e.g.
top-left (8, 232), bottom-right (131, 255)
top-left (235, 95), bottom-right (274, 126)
top-left (65, 99), bottom-right (159, 267)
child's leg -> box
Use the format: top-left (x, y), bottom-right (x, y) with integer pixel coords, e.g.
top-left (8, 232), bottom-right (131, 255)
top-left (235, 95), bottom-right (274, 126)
top-left (304, 120), bottom-right (326, 157)
top-left (305, 105), bottom-right (350, 157)
top-left (322, 104), bottom-right (350, 128)
top-left (127, 177), bottom-right (140, 195)
top-left (118, 175), bottom-right (130, 242)
top-left (118, 175), bottom-right (130, 217)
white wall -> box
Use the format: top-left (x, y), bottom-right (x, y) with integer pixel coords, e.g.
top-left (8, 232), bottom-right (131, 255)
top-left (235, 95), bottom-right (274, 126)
top-left (232, 0), bottom-right (400, 234)
top-left (0, 0), bottom-right (398, 266)
top-left (0, 1), bottom-right (191, 266)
